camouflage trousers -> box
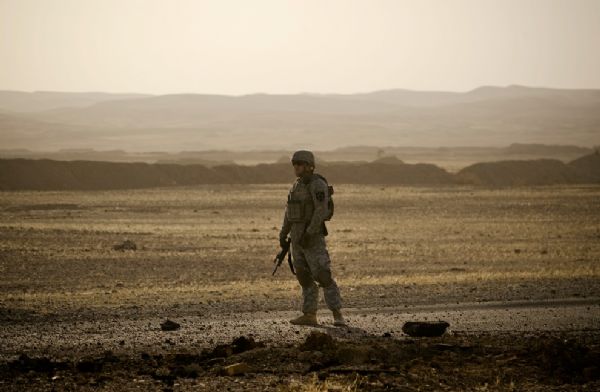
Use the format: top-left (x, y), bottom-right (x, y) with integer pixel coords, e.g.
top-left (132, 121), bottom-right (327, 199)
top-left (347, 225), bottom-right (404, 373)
top-left (291, 234), bottom-right (342, 313)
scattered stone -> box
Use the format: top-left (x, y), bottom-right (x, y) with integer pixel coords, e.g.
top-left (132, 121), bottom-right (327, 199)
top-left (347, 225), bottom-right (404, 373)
top-left (208, 336), bottom-right (261, 358)
top-left (300, 331), bottom-right (337, 351)
top-left (220, 362), bottom-right (250, 376)
top-left (402, 321), bottom-right (449, 337)
top-left (231, 335), bottom-right (259, 353)
top-left (113, 240), bottom-right (137, 251)
top-left (160, 319), bottom-right (181, 331)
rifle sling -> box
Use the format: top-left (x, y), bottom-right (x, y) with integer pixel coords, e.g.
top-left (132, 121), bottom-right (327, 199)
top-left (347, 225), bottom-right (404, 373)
top-left (287, 250), bottom-right (295, 275)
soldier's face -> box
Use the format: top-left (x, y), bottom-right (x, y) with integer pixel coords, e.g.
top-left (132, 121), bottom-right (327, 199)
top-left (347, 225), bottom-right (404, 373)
top-left (292, 161), bottom-right (308, 177)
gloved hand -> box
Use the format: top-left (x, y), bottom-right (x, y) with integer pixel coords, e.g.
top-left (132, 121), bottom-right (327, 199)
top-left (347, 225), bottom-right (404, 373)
top-left (279, 235), bottom-right (288, 249)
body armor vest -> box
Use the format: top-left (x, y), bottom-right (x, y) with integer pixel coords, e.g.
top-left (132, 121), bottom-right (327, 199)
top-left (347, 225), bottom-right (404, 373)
top-left (286, 181), bottom-right (314, 223)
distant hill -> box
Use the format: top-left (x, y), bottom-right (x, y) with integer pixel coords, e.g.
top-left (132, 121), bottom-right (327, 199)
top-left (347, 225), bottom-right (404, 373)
top-left (0, 90), bottom-right (150, 112)
top-left (346, 85), bottom-right (600, 107)
top-left (0, 86), bottom-right (598, 151)
top-left (456, 159), bottom-right (585, 186)
top-left (1, 153), bottom-right (599, 190)
top-left (371, 155), bottom-right (404, 165)
top-left (456, 153), bottom-right (600, 186)
top-left (0, 158), bottom-right (455, 190)
top-left (568, 151), bottom-right (600, 181)
top-left (503, 143), bottom-right (592, 156)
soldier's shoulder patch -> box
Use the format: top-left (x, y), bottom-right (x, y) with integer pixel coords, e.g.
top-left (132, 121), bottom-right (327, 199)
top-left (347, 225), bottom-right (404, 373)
top-left (315, 190), bottom-right (325, 201)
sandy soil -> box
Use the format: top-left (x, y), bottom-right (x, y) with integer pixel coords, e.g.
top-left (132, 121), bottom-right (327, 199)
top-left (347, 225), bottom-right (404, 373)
top-left (1, 184), bottom-right (599, 390)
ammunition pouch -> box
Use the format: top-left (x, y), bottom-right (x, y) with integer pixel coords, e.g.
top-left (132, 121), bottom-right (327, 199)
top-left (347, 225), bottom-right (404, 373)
top-left (286, 191), bottom-right (314, 223)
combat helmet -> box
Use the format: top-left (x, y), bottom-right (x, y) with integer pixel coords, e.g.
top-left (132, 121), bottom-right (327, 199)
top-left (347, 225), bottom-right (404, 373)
top-left (291, 150), bottom-right (315, 166)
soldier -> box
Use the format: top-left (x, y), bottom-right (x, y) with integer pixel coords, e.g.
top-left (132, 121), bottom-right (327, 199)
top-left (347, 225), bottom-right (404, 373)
top-left (278, 150), bottom-right (346, 327)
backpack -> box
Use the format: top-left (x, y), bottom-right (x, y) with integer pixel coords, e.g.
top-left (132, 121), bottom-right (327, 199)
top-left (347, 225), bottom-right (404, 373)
top-left (312, 173), bottom-right (334, 221)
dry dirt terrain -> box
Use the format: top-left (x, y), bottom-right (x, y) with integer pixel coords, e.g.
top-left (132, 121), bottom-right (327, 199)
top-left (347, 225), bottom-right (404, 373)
top-left (1, 184), bottom-right (599, 391)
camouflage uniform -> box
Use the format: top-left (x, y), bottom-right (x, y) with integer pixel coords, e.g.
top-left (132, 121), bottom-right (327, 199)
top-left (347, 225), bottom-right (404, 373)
top-left (279, 154), bottom-right (342, 315)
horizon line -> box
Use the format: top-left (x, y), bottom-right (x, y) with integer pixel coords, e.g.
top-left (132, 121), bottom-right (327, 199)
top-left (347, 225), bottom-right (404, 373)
top-left (2, 84), bottom-right (600, 97)
top-left (1, 142), bottom-right (596, 154)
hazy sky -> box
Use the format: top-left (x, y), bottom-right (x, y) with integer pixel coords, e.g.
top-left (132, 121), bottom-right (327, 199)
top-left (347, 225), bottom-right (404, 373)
top-left (1, 0), bottom-right (599, 95)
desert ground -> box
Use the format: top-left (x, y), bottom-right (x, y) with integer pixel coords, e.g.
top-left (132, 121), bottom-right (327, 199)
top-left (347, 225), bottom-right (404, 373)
top-left (1, 184), bottom-right (599, 391)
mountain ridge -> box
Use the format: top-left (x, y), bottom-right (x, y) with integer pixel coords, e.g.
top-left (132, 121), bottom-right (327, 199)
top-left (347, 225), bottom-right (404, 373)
top-left (1, 85), bottom-right (598, 151)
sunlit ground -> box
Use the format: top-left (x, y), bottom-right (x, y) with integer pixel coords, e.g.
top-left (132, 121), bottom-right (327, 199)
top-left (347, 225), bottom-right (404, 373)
top-left (1, 184), bottom-right (598, 315)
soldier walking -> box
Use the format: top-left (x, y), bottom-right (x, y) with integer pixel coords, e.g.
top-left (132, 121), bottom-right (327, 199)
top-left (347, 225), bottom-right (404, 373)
top-left (278, 150), bottom-right (346, 327)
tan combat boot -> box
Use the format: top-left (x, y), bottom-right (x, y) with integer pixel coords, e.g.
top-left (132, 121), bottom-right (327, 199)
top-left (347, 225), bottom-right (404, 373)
top-left (332, 310), bottom-right (347, 327)
top-left (289, 312), bottom-right (318, 326)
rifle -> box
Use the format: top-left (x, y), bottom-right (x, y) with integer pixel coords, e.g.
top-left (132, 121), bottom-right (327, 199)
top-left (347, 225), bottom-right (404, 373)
top-left (272, 237), bottom-right (295, 275)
